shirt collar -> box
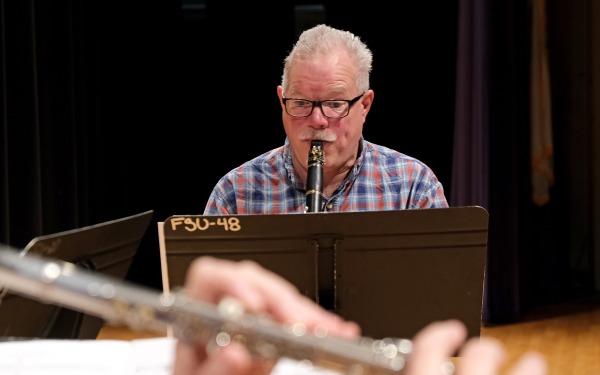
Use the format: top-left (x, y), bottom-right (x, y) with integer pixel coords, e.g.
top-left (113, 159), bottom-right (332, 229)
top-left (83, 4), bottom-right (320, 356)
top-left (282, 136), bottom-right (367, 192)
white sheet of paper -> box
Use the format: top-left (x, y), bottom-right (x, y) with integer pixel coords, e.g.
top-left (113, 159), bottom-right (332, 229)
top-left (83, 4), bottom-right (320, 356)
top-left (0, 337), bottom-right (342, 375)
top-left (270, 358), bottom-right (343, 375)
top-left (0, 337), bottom-right (175, 375)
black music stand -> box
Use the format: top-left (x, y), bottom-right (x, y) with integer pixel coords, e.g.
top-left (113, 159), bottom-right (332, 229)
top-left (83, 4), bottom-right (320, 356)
top-left (0, 210), bottom-right (153, 340)
top-left (159, 206), bottom-right (488, 339)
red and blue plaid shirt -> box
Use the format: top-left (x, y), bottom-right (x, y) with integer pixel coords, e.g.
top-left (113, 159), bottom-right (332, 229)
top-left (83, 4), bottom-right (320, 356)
top-left (204, 137), bottom-right (448, 214)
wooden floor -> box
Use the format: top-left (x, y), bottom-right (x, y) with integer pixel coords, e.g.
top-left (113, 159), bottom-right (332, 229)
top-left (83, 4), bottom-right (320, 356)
top-left (98, 299), bottom-right (600, 375)
top-left (480, 298), bottom-right (600, 375)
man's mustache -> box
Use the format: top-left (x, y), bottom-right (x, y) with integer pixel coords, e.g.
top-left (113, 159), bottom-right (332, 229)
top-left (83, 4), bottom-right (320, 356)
top-left (299, 130), bottom-right (337, 142)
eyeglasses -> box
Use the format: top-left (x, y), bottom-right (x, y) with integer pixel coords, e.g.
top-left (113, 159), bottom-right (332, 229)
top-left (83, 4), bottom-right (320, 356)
top-left (282, 93), bottom-right (364, 119)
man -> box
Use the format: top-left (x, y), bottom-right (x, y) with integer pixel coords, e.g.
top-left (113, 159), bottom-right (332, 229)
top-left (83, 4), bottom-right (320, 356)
top-left (205, 24), bottom-right (448, 214)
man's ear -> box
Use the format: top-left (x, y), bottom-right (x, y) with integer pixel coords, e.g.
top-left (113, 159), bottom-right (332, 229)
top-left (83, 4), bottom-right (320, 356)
top-left (361, 89), bottom-right (375, 114)
top-left (277, 85), bottom-right (284, 104)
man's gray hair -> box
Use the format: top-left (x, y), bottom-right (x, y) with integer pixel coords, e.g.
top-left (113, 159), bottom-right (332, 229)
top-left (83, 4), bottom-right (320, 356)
top-left (281, 24), bottom-right (373, 95)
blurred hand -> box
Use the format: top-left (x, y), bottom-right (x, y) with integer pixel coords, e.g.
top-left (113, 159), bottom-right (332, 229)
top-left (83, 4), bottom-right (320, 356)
top-left (171, 256), bottom-right (547, 375)
top-left (171, 256), bottom-right (360, 375)
top-left (406, 319), bottom-right (547, 375)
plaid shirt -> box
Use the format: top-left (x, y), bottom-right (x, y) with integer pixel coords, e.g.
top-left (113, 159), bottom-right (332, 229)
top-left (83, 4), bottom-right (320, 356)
top-left (204, 137), bottom-right (448, 214)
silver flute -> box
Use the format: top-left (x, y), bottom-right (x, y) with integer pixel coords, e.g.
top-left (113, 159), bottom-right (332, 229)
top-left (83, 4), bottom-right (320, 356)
top-left (0, 246), bottom-right (411, 374)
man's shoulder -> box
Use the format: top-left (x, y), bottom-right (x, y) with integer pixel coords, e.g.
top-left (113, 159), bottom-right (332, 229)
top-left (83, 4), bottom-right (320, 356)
top-left (363, 140), bottom-right (435, 172)
top-left (242, 146), bottom-right (285, 167)
top-left (224, 146), bottom-right (286, 175)
top-left (363, 140), bottom-right (413, 161)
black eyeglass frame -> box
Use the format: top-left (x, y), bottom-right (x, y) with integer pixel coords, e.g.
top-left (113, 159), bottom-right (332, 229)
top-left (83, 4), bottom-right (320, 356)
top-left (282, 93), bottom-right (365, 119)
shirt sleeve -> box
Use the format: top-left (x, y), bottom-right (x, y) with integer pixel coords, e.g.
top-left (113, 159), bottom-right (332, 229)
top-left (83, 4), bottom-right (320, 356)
top-left (203, 176), bottom-right (237, 215)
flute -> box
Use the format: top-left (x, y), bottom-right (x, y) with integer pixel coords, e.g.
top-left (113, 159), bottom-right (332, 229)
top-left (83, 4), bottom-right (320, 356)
top-left (305, 140), bottom-right (325, 212)
top-left (0, 246), bottom-right (411, 374)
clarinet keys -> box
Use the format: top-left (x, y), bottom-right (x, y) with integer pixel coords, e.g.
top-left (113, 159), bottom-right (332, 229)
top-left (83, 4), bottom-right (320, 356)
top-left (305, 140), bottom-right (325, 212)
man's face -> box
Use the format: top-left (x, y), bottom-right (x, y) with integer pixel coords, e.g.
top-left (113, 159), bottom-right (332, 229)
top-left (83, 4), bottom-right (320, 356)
top-left (278, 50), bottom-right (373, 180)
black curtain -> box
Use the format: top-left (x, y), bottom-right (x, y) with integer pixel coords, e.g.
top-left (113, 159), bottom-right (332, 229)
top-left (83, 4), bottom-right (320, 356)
top-left (2, 1), bottom-right (86, 246)
top-left (0, 1), bottom-right (181, 289)
top-left (453, 0), bottom-right (573, 323)
top-left (1, 0), bottom-right (577, 317)
top-left (486, 0), bottom-right (530, 322)
top-left (1, 0), bottom-right (457, 290)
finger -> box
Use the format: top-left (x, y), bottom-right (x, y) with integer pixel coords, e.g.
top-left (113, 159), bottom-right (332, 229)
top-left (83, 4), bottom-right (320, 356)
top-left (507, 352), bottom-right (548, 375)
top-left (265, 291), bottom-right (361, 339)
top-left (173, 340), bottom-right (253, 375)
top-left (183, 257), bottom-right (297, 309)
top-left (406, 320), bottom-right (467, 375)
top-left (457, 337), bottom-right (505, 375)
top-left (183, 257), bottom-right (360, 338)
top-left (233, 263), bottom-right (361, 338)
top-left (171, 341), bottom-right (207, 375)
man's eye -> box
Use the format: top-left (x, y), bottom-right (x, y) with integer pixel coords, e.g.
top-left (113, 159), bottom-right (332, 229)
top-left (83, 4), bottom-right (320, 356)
top-left (295, 100), bottom-right (312, 107)
top-left (326, 101), bottom-right (344, 109)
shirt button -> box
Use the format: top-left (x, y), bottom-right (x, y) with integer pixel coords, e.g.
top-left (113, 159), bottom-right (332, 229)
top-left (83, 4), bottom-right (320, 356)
top-left (326, 203), bottom-right (333, 210)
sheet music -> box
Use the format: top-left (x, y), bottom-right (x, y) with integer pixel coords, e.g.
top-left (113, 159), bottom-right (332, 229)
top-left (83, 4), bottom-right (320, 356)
top-left (272, 358), bottom-right (344, 375)
top-left (0, 337), bottom-right (342, 375)
top-left (0, 337), bottom-right (175, 375)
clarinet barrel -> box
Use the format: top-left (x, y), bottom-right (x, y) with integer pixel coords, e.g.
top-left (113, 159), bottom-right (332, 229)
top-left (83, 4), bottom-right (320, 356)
top-left (305, 140), bottom-right (324, 212)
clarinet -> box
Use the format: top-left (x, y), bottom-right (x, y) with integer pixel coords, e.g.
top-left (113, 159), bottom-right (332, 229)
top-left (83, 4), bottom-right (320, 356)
top-left (0, 246), bottom-right (412, 374)
top-left (305, 140), bottom-right (325, 212)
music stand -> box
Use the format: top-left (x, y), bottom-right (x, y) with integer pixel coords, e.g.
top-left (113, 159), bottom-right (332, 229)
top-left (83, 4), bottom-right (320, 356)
top-left (159, 206), bottom-right (488, 339)
top-left (0, 210), bottom-right (153, 340)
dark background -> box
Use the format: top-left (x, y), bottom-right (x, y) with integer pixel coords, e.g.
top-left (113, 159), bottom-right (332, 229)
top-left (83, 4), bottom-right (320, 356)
top-left (3, 0), bottom-right (598, 324)
top-left (92, 2), bottom-right (458, 288)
